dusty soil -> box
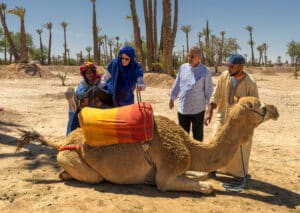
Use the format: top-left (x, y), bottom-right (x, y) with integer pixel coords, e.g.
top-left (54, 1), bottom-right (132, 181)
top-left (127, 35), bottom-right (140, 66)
top-left (0, 65), bottom-right (299, 213)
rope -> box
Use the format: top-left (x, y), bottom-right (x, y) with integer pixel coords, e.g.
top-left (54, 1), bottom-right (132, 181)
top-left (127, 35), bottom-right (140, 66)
top-left (222, 145), bottom-right (248, 192)
top-left (136, 86), bottom-right (153, 141)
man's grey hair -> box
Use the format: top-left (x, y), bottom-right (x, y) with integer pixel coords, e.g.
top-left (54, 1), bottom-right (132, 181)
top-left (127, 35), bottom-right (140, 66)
top-left (189, 46), bottom-right (202, 57)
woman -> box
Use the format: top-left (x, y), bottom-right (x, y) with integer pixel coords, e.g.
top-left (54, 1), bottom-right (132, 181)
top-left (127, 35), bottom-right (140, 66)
top-left (66, 62), bottom-right (100, 135)
top-left (99, 46), bottom-right (145, 106)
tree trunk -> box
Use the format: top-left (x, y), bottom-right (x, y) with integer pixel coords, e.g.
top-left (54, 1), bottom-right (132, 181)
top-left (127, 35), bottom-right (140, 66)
top-left (19, 17), bottom-right (28, 63)
top-left (185, 33), bottom-right (189, 56)
top-left (153, 0), bottom-right (157, 61)
top-left (0, 10), bottom-right (19, 61)
top-left (48, 30), bottom-right (52, 65)
top-left (162, 0), bottom-right (173, 75)
top-left (143, 0), bottom-right (153, 72)
top-left (129, 0), bottom-right (146, 72)
top-left (63, 28), bottom-right (67, 65)
top-left (92, 1), bottom-right (100, 65)
top-left (250, 32), bottom-right (255, 66)
top-left (39, 34), bottom-right (44, 65)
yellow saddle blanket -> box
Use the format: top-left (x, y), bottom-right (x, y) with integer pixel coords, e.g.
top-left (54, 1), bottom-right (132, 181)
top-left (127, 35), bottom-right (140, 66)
top-left (78, 102), bottom-right (153, 146)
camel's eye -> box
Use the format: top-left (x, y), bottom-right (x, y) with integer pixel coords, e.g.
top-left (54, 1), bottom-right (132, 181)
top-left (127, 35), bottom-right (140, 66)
top-left (246, 102), bottom-right (253, 109)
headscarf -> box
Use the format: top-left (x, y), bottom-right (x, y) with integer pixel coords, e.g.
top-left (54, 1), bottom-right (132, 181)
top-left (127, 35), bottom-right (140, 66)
top-left (117, 46), bottom-right (138, 90)
top-left (79, 62), bottom-right (98, 83)
top-left (107, 46), bottom-right (142, 106)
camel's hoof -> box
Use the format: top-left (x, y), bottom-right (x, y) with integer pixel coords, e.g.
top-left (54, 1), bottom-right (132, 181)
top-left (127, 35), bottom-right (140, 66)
top-left (59, 171), bottom-right (73, 181)
top-left (200, 182), bottom-right (214, 195)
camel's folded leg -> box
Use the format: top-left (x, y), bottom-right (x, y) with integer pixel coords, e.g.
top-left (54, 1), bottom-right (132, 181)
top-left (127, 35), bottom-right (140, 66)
top-left (185, 171), bottom-right (208, 181)
top-left (57, 150), bottom-right (103, 184)
top-left (156, 175), bottom-right (213, 195)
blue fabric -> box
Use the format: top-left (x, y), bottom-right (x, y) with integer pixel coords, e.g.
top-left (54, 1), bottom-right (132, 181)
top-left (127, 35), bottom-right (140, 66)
top-left (66, 110), bottom-right (75, 135)
top-left (106, 46), bottom-right (143, 106)
top-left (170, 63), bottom-right (214, 115)
top-left (66, 80), bottom-right (96, 136)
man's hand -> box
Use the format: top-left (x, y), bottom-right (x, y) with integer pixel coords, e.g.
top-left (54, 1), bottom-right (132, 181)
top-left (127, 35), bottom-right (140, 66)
top-left (204, 103), bottom-right (216, 125)
top-left (204, 111), bottom-right (212, 126)
top-left (169, 99), bottom-right (174, 109)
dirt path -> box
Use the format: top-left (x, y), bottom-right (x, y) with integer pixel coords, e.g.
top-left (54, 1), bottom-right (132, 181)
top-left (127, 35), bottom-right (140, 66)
top-left (0, 67), bottom-right (299, 212)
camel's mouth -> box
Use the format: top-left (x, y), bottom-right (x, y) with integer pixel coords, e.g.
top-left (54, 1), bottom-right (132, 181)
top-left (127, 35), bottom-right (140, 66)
top-left (267, 105), bottom-right (279, 120)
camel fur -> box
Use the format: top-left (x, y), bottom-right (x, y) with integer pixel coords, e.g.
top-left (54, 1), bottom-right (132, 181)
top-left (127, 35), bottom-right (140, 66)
top-left (17, 97), bottom-right (279, 195)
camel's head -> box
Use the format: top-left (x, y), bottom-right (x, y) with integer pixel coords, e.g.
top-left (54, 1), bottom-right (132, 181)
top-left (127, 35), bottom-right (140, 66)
top-left (232, 97), bottom-right (279, 127)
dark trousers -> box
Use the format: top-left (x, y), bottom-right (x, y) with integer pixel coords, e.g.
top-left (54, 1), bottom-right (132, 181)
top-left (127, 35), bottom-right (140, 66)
top-left (178, 111), bottom-right (205, 141)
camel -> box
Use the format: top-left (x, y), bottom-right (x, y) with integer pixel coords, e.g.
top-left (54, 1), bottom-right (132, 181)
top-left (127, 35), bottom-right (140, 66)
top-left (17, 97), bottom-right (279, 195)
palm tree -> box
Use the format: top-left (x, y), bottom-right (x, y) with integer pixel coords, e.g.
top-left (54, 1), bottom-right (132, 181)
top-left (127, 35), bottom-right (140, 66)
top-left (97, 35), bottom-right (104, 64)
top-left (161, 0), bottom-right (178, 75)
top-left (256, 45), bottom-right (263, 65)
top-left (66, 48), bottom-right (70, 64)
top-left (0, 3), bottom-right (19, 62)
top-left (143, 0), bottom-right (154, 72)
top-left (91, 0), bottom-right (100, 65)
top-left (127, 0), bottom-right (146, 70)
top-left (7, 7), bottom-right (28, 63)
top-left (43, 22), bottom-right (53, 65)
top-left (36, 28), bottom-right (44, 65)
top-left (115, 36), bottom-right (121, 54)
top-left (0, 20), bottom-right (7, 63)
top-left (203, 20), bottom-right (211, 65)
top-left (85, 46), bottom-right (92, 61)
top-left (129, 0), bottom-right (146, 71)
top-left (262, 42), bottom-right (268, 65)
top-left (107, 38), bottom-right (114, 61)
top-left (103, 34), bottom-right (108, 64)
top-left (153, 0), bottom-right (158, 61)
top-left (61, 21), bottom-right (68, 65)
top-left (287, 40), bottom-right (297, 66)
top-left (245, 25), bottom-right (255, 66)
top-left (180, 25), bottom-right (192, 56)
top-left (197, 32), bottom-right (205, 63)
top-left (218, 31), bottom-right (225, 65)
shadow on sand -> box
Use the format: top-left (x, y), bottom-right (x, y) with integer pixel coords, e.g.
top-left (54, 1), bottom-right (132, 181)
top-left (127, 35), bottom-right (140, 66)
top-left (51, 175), bottom-right (299, 209)
top-left (212, 175), bottom-right (300, 209)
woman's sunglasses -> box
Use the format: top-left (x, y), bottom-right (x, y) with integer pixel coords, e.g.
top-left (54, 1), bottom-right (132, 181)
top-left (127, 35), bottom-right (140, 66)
top-left (121, 57), bottom-right (130, 61)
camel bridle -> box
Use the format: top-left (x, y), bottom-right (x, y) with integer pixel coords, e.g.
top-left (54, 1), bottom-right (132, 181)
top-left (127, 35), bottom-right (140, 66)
top-left (241, 102), bottom-right (267, 124)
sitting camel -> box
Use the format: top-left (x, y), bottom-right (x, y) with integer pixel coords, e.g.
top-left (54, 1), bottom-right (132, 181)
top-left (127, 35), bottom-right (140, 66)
top-left (17, 97), bottom-right (279, 194)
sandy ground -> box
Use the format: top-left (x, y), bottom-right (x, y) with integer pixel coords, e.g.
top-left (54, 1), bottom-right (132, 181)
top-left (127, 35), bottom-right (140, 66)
top-left (0, 66), bottom-right (299, 213)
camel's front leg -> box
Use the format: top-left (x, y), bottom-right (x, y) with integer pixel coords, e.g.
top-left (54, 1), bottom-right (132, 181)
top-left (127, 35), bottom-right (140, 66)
top-left (185, 171), bottom-right (208, 181)
top-left (156, 175), bottom-right (213, 195)
top-left (57, 150), bottom-right (103, 184)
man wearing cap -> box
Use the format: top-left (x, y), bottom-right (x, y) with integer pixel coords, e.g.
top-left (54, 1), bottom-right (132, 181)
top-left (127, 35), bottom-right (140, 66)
top-left (204, 53), bottom-right (258, 178)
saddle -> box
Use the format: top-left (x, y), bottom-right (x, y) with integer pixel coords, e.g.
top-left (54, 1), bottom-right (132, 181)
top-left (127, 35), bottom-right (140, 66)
top-left (78, 102), bottom-right (153, 146)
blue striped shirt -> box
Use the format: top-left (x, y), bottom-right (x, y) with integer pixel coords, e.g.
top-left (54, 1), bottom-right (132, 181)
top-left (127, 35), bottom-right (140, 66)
top-left (170, 63), bottom-right (213, 114)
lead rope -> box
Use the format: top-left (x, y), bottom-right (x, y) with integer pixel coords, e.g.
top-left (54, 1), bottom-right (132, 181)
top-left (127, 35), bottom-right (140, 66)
top-left (222, 145), bottom-right (248, 192)
top-left (137, 85), bottom-right (153, 141)
top-left (137, 86), bottom-right (154, 167)
top-left (137, 87), bottom-right (142, 105)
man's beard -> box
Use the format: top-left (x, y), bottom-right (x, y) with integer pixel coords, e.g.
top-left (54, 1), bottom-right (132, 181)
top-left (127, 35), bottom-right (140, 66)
top-left (230, 70), bottom-right (241, 76)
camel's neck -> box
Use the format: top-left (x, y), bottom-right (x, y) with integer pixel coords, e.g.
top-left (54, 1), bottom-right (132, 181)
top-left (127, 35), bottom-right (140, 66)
top-left (185, 120), bottom-right (254, 172)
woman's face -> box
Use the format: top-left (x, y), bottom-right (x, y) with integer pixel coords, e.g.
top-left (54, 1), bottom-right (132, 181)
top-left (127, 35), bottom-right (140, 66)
top-left (121, 53), bottom-right (131, 66)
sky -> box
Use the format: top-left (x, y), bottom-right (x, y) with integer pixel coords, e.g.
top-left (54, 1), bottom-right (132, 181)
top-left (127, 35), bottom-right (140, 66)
top-left (2, 0), bottom-right (300, 63)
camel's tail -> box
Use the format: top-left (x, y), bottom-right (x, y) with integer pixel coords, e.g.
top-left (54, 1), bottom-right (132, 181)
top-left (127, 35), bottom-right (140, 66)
top-left (16, 129), bottom-right (60, 152)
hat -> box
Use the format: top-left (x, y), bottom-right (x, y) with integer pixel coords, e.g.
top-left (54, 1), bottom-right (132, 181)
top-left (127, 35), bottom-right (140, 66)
top-left (226, 54), bottom-right (245, 65)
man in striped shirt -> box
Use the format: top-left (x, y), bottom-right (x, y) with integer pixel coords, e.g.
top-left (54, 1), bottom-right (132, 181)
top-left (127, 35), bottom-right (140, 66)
top-left (169, 46), bottom-right (213, 141)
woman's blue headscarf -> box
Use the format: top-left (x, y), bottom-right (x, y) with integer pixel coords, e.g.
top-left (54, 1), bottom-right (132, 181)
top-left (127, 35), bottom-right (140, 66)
top-left (107, 46), bottom-right (141, 106)
top-left (117, 46), bottom-right (138, 90)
